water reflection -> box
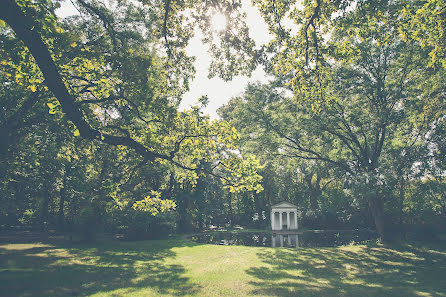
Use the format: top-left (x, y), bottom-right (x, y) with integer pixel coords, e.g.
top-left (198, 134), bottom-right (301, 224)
top-left (189, 230), bottom-right (377, 248)
top-left (271, 234), bottom-right (299, 247)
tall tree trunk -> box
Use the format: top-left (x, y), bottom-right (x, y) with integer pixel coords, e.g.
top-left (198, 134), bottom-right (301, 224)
top-left (40, 180), bottom-right (51, 225)
top-left (305, 174), bottom-right (321, 211)
top-left (58, 182), bottom-right (66, 230)
top-left (11, 178), bottom-right (24, 225)
top-left (0, 127), bottom-right (9, 156)
top-left (253, 191), bottom-right (263, 216)
top-left (309, 187), bottom-right (321, 211)
top-left (368, 194), bottom-right (398, 242)
top-left (197, 205), bottom-right (204, 231)
top-left (228, 192), bottom-right (233, 227)
top-left (194, 177), bottom-right (206, 231)
top-left (178, 184), bottom-right (194, 233)
top-left (58, 164), bottom-right (70, 230)
top-left (398, 177), bottom-right (405, 226)
top-left (253, 191), bottom-right (263, 227)
top-left (368, 195), bottom-right (386, 238)
top-left (246, 192), bottom-right (255, 214)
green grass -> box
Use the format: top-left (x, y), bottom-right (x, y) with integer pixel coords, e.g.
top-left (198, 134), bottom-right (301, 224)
top-left (1, 237), bottom-right (445, 297)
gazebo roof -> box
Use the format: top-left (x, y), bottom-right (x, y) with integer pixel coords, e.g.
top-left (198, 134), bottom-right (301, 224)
top-left (271, 201), bottom-right (297, 209)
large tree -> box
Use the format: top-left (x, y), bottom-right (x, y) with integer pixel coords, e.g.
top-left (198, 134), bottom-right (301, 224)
top-left (0, 0), bottom-right (264, 200)
top-left (0, 0), bottom-right (267, 236)
top-left (222, 1), bottom-right (445, 240)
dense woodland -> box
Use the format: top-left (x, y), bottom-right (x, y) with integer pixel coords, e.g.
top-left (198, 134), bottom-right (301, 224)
top-left (0, 0), bottom-right (445, 242)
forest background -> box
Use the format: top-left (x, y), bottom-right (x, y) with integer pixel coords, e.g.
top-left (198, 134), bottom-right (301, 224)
top-left (0, 0), bottom-right (445, 242)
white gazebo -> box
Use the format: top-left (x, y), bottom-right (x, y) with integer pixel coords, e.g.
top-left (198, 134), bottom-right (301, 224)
top-left (271, 201), bottom-right (298, 231)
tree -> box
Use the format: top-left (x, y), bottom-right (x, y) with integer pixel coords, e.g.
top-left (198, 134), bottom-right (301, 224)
top-left (0, 0), bottom-right (263, 211)
top-left (220, 2), bottom-right (444, 240)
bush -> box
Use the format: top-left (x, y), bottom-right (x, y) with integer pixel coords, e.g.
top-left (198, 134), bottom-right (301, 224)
top-left (106, 207), bottom-right (176, 240)
top-left (409, 224), bottom-right (439, 242)
top-left (71, 204), bottom-right (104, 242)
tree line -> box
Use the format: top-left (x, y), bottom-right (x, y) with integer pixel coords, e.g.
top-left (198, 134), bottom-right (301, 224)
top-left (0, 0), bottom-right (444, 242)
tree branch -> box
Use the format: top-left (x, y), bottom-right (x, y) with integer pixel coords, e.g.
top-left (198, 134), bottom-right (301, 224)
top-left (0, 0), bottom-right (167, 162)
top-left (0, 0), bottom-right (259, 191)
top-left (250, 107), bottom-right (352, 173)
top-left (76, 0), bottom-right (118, 50)
top-left (163, 0), bottom-right (172, 57)
top-left (304, 0), bottom-right (321, 65)
top-left (1, 93), bottom-right (41, 130)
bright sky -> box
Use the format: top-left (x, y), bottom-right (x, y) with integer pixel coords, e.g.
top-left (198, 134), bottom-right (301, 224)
top-left (56, 0), bottom-right (272, 119)
top-left (180, 0), bottom-right (272, 118)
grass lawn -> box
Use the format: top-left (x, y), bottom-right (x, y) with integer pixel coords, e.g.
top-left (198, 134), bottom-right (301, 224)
top-left (1, 236), bottom-right (445, 297)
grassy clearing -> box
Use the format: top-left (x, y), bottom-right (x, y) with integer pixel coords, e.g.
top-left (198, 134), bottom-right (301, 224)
top-left (0, 237), bottom-right (445, 297)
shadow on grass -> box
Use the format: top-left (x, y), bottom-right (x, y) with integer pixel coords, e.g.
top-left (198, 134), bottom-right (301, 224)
top-left (0, 238), bottom-right (202, 297)
top-left (246, 241), bottom-right (446, 297)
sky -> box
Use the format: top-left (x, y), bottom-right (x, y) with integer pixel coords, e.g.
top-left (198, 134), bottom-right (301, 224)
top-left (56, 0), bottom-right (272, 119)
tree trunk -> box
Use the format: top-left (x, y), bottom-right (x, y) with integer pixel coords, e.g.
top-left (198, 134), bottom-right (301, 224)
top-left (58, 184), bottom-right (66, 229)
top-left (305, 174), bottom-right (321, 211)
top-left (177, 184), bottom-right (194, 233)
top-left (253, 191), bottom-right (263, 227)
top-left (0, 127), bottom-right (9, 156)
top-left (398, 177), bottom-right (405, 226)
top-left (246, 192), bottom-right (255, 214)
top-left (368, 195), bottom-right (397, 242)
top-left (228, 192), bottom-right (233, 227)
top-left (58, 164), bottom-right (70, 230)
top-left (309, 187), bottom-right (321, 211)
top-left (40, 181), bottom-right (51, 225)
top-left (368, 195), bottom-right (385, 236)
top-left (253, 191), bottom-right (263, 216)
top-left (197, 207), bottom-right (205, 231)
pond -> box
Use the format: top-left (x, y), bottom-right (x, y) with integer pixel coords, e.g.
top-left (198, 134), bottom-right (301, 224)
top-left (188, 230), bottom-right (378, 248)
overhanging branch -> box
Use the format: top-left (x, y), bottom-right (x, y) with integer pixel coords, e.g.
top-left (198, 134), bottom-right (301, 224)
top-left (0, 0), bottom-right (167, 162)
top-left (0, 0), bottom-right (257, 189)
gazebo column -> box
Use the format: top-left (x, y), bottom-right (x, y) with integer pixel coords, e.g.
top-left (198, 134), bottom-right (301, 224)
top-left (286, 211), bottom-right (290, 230)
top-left (271, 212), bottom-right (275, 230)
top-left (294, 211), bottom-right (298, 229)
top-left (279, 212), bottom-right (283, 230)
